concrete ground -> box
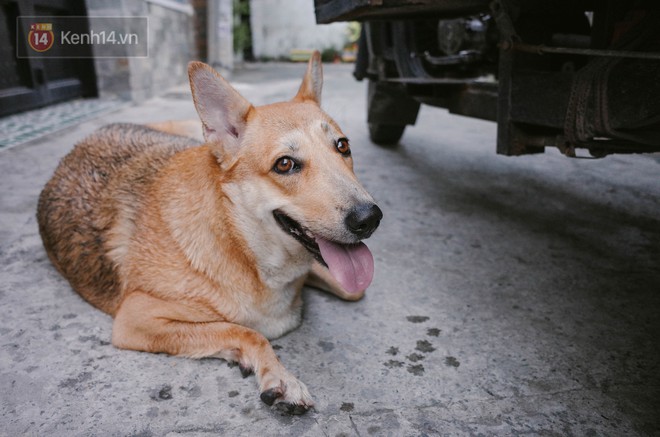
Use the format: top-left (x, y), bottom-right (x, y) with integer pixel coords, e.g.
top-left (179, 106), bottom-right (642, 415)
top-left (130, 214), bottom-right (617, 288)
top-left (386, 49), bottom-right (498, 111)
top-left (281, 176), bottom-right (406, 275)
top-left (1, 63), bottom-right (659, 437)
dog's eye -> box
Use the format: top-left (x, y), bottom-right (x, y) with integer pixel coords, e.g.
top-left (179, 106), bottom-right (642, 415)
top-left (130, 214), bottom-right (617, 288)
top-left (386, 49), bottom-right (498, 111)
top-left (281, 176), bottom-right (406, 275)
top-left (273, 157), bottom-right (300, 174)
top-left (336, 138), bottom-right (351, 156)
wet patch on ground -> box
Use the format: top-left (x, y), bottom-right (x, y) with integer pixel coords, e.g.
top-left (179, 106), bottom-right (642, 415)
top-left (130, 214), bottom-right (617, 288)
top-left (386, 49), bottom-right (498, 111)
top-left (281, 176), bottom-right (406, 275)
top-left (407, 364), bottom-right (425, 376)
top-left (318, 340), bottom-right (335, 352)
top-left (340, 402), bottom-right (355, 412)
top-left (406, 353), bottom-right (425, 362)
top-left (415, 340), bottom-right (436, 353)
top-left (59, 371), bottom-right (92, 390)
top-left (406, 316), bottom-right (430, 323)
top-left (384, 360), bottom-right (405, 369)
top-left (150, 385), bottom-right (173, 401)
top-left (382, 316), bottom-right (440, 376)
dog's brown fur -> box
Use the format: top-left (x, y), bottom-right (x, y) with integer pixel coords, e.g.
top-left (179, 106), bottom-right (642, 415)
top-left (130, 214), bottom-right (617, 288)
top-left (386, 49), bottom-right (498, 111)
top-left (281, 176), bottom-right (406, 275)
top-left (37, 53), bottom-right (380, 413)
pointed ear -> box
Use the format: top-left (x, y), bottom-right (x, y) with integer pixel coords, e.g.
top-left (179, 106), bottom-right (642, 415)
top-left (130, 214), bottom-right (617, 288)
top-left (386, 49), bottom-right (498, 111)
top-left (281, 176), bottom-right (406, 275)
top-left (188, 61), bottom-right (253, 153)
top-left (293, 51), bottom-right (323, 105)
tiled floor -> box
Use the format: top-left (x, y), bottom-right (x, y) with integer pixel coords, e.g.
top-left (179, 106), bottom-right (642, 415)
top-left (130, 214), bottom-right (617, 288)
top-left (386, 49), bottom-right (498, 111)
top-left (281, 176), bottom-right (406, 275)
top-left (0, 98), bottom-right (127, 150)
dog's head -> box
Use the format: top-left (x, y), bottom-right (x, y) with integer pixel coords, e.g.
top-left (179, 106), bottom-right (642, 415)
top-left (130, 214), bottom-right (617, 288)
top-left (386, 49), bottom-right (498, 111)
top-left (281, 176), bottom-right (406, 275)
top-left (188, 53), bottom-right (382, 294)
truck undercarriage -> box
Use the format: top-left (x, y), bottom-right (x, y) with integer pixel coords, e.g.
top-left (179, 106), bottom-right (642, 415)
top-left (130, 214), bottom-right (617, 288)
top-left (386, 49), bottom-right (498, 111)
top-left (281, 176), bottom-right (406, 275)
top-left (315, 0), bottom-right (660, 157)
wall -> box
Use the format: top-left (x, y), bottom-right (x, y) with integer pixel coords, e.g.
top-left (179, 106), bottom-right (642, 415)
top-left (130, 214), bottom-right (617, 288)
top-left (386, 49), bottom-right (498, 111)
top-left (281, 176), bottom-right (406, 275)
top-left (85, 0), bottom-right (195, 101)
top-left (250, 0), bottom-right (349, 59)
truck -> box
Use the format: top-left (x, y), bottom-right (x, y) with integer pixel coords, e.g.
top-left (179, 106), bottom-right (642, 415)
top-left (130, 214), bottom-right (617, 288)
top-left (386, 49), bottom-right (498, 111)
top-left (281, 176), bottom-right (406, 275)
top-left (314, 0), bottom-right (660, 158)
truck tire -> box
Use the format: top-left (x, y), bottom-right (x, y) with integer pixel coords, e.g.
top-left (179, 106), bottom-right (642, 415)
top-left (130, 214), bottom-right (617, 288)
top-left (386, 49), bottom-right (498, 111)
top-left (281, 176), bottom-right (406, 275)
top-left (367, 79), bottom-right (420, 146)
top-left (368, 123), bottom-right (406, 146)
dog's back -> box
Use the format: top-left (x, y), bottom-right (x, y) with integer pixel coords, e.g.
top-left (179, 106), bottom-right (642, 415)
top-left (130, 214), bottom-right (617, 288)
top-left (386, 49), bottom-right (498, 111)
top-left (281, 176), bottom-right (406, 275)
top-left (37, 123), bottom-right (200, 314)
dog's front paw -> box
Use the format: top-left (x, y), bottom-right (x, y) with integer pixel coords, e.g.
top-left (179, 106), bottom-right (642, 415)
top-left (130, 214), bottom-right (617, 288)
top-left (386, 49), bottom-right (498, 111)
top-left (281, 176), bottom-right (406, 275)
top-left (259, 371), bottom-right (314, 415)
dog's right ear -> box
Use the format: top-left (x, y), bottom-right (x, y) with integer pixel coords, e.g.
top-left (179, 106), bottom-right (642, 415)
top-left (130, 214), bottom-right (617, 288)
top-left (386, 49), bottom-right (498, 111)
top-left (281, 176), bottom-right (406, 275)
top-left (188, 62), bottom-right (253, 156)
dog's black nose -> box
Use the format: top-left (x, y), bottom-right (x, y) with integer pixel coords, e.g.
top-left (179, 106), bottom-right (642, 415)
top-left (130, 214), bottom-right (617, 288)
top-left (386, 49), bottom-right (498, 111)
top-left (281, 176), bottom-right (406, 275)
top-left (345, 203), bottom-right (383, 239)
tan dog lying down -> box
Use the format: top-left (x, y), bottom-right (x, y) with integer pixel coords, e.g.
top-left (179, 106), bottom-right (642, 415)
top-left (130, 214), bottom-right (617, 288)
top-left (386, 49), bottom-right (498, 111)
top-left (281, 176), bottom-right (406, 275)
top-left (37, 52), bottom-right (382, 414)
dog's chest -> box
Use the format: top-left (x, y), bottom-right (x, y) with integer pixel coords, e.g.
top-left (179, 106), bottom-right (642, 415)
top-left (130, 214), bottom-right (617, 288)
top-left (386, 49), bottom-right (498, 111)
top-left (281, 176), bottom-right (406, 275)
top-left (246, 275), bottom-right (306, 340)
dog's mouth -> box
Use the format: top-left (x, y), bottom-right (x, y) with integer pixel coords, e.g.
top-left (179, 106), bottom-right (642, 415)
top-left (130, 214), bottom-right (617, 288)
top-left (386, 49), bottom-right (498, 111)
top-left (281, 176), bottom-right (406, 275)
top-left (273, 210), bottom-right (374, 294)
top-left (273, 210), bottom-right (325, 264)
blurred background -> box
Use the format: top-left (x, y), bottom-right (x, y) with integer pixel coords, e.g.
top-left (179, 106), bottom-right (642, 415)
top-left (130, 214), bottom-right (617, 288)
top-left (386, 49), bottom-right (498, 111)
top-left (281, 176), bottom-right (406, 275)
top-left (0, 0), bottom-right (358, 115)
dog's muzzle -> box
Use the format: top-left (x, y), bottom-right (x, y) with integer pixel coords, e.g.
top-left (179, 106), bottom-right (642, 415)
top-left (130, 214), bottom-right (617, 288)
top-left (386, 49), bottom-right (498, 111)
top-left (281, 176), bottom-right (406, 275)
top-left (272, 204), bottom-right (382, 294)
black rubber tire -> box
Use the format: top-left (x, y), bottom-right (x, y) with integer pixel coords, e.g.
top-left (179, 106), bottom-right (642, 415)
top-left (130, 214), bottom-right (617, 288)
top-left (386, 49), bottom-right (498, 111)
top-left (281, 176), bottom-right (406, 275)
top-left (367, 79), bottom-right (419, 146)
top-left (368, 123), bottom-right (406, 146)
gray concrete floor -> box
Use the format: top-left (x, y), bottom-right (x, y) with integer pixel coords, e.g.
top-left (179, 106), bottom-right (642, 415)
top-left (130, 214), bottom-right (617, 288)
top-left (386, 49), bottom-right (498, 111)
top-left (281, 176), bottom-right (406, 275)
top-left (1, 63), bottom-right (659, 436)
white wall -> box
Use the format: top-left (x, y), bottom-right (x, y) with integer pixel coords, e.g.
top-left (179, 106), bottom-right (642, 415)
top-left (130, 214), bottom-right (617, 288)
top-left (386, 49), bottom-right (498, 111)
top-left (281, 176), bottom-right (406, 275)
top-left (250, 0), bottom-right (349, 59)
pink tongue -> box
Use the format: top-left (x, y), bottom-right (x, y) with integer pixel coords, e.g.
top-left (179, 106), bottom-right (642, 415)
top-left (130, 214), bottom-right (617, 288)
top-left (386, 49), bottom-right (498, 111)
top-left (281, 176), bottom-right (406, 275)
top-left (316, 237), bottom-right (374, 293)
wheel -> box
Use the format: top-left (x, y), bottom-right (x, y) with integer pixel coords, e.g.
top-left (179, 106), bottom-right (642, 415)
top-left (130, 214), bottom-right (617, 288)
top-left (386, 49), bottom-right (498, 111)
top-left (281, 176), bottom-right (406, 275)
top-left (368, 123), bottom-right (406, 146)
top-left (367, 79), bottom-right (420, 146)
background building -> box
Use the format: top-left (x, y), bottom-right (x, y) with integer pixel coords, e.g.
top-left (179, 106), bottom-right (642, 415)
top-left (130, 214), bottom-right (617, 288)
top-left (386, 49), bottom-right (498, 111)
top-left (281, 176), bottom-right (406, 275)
top-left (250, 0), bottom-right (349, 60)
top-left (0, 0), bottom-right (349, 116)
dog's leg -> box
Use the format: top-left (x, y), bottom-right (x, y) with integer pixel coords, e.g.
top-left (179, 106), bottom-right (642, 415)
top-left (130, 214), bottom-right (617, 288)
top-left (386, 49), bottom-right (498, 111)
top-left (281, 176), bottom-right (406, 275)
top-left (305, 262), bottom-right (366, 301)
top-left (112, 292), bottom-right (313, 414)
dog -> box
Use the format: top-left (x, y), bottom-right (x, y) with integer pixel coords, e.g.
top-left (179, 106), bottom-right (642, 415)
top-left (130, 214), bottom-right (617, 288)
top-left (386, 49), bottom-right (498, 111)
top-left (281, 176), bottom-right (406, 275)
top-left (37, 52), bottom-right (382, 414)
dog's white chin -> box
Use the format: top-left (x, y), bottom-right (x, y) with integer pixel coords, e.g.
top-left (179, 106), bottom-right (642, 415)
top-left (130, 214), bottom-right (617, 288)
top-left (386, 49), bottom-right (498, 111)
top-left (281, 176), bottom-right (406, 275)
top-left (315, 237), bottom-right (374, 293)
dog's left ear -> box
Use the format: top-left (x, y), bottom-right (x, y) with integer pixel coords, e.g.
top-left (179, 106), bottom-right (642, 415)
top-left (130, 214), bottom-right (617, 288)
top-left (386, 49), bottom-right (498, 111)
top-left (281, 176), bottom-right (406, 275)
top-left (188, 61), bottom-right (253, 155)
top-left (293, 51), bottom-right (323, 105)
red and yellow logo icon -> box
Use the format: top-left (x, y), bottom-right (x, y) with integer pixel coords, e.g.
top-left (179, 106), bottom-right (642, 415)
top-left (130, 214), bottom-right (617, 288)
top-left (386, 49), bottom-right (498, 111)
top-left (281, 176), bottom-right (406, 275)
top-left (28, 23), bottom-right (54, 52)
